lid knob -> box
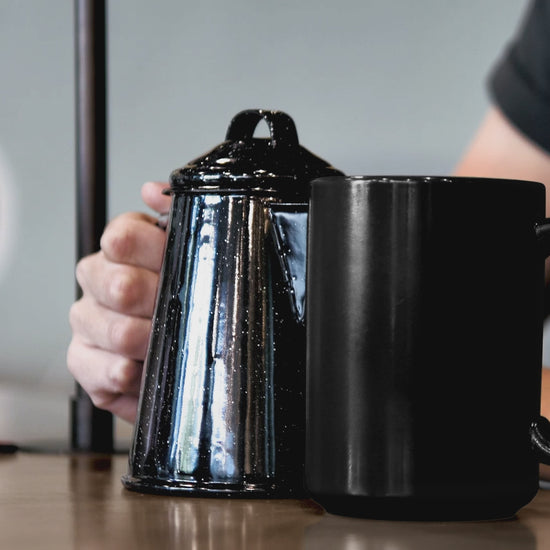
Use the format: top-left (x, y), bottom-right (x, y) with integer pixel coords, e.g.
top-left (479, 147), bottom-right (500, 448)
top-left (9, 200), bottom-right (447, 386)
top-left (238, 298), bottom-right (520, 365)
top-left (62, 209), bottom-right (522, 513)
top-left (225, 109), bottom-right (300, 150)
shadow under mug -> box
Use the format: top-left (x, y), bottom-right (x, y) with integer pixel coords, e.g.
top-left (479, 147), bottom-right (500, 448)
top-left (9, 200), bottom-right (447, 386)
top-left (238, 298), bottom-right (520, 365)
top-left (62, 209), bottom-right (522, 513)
top-left (305, 176), bottom-right (550, 520)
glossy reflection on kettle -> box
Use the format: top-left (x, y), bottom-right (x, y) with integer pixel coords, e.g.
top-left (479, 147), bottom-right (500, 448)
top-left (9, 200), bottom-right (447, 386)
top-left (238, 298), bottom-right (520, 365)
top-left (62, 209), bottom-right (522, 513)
top-left (123, 109), bottom-right (342, 496)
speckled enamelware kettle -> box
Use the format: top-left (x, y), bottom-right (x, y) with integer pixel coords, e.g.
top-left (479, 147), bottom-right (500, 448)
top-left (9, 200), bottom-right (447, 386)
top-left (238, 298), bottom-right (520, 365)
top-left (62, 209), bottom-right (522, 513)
top-left (123, 109), bottom-right (343, 497)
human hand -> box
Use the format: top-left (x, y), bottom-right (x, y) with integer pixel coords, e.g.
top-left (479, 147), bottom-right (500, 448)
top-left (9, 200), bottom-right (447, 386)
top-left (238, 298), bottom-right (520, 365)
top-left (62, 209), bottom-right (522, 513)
top-left (67, 181), bottom-right (171, 423)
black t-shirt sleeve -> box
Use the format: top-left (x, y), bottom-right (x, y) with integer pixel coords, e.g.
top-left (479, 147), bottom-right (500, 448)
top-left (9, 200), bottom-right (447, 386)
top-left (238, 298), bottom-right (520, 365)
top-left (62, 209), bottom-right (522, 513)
top-left (489, 0), bottom-right (550, 154)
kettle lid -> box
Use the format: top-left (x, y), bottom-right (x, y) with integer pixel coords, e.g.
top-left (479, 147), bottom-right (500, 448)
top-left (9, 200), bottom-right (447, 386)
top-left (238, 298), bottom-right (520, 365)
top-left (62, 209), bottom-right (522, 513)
top-left (169, 109), bottom-right (343, 199)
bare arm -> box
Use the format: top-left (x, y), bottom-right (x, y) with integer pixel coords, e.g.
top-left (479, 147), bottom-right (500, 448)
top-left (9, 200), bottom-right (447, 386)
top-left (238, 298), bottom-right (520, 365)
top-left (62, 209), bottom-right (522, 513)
top-left (454, 106), bottom-right (550, 202)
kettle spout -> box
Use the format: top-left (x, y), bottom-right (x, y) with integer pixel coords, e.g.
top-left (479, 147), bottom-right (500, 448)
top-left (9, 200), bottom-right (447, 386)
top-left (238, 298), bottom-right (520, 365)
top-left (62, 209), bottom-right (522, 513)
top-left (270, 204), bottom-right (308, 324)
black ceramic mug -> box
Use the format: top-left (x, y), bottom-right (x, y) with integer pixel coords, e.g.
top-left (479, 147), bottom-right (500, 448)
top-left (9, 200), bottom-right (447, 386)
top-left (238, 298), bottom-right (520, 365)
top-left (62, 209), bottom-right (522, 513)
top-left (305, 176), bottom-right (550, 520)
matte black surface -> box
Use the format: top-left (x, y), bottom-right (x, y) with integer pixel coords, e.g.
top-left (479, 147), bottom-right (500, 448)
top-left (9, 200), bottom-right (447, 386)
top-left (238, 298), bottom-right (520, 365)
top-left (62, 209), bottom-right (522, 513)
top-left (305, 176), bottom-right (550, 520)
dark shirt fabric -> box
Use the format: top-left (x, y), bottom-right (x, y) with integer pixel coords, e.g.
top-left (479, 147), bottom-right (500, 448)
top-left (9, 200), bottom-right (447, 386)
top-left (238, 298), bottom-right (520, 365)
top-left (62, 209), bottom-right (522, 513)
top-left (489, 0), bottom-right (550, 154)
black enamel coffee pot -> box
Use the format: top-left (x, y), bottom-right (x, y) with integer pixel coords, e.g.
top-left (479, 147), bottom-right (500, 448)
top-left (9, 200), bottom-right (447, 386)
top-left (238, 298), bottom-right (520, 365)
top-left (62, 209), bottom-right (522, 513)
top-left (123, 109), bottom-right (342, 496)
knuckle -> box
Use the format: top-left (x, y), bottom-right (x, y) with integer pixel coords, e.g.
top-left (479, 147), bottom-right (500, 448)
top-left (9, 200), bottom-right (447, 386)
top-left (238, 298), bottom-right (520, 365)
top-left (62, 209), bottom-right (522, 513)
top-left (65, 344), bottom-right (117, 412)
top-left (107, 316), bottom-right (137, 356)
top-left (107, 359), bottom-right (138, 395)
top-left (100, 218), bottom-right (135, 261)
top-left (90, 391), bottom-right (115, 411)
top-left (66, 340), bottom-right (79, 376)
top-left (68, 301), bottom-right (83, 331)
top-left (107, 269), bottom-right (138, 311)
top-left (74, 257), bottom-right (88, 286)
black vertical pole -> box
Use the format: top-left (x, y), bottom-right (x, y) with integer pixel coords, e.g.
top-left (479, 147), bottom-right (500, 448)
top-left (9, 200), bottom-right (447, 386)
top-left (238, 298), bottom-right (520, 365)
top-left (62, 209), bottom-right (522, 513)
top-left (71, 0), bottom-right (114, 453)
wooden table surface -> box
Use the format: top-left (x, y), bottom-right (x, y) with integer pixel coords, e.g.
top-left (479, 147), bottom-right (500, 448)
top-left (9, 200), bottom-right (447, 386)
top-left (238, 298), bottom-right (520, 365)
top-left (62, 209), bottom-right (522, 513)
top-left (2, 451), bottom-right (550, 549)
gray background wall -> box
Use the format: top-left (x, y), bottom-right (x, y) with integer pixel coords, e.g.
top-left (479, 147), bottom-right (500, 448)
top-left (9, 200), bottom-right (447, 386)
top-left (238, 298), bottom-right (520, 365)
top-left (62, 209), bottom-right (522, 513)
top-left (0, 0), bottom-right (531, 442)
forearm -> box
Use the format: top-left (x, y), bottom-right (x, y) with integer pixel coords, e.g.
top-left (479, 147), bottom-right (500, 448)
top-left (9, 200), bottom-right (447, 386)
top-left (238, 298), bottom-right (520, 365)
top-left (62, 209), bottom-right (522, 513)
top-left (454, 107), bottom-right (550, 213)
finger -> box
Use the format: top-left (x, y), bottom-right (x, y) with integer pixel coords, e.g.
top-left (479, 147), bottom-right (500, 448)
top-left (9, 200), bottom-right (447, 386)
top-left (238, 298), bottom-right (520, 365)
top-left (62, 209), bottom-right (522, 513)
top-left (69, 297), bottom-right (152, 361)
top-left (141, 181), bottom-right (171, 214)
top-left (76, 252), bottom-right (159, 318)
top-left (100, 212), bottom-right (166, 271)
top-left (104, 394), bottom-right (139, 424)
top-left (67, 339), bottom-right (141, 423)
top-left (107, 394), bottom-right (139, 424)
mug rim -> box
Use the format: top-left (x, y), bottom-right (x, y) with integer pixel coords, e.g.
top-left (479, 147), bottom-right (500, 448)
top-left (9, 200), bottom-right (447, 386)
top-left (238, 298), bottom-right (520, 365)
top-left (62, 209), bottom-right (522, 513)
top-left (310, 175), bottom-right (545, 190)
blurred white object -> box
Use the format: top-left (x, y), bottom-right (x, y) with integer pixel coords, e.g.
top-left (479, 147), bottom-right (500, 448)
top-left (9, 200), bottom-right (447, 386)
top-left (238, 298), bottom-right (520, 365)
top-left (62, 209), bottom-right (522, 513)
top-left (0, 146), bottom-right (16, 283)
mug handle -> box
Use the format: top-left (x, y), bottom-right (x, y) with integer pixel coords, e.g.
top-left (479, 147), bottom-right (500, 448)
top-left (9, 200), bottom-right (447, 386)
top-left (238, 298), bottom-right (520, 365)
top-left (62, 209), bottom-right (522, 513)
top-left (531, 417), bottom-right (550, 464)
top-left (531, 220), bottom-right (550, 465)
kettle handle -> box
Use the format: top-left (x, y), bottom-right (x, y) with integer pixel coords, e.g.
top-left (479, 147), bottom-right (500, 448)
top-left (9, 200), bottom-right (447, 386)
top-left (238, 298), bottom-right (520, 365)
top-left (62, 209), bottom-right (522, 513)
top-left (225, 109), bottom-right (300, 149)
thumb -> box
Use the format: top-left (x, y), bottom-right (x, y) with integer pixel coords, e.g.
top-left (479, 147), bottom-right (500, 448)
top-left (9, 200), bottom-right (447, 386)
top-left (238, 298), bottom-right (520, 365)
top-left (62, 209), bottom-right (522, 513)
top-left (141, 181), bottom-right (172, 214)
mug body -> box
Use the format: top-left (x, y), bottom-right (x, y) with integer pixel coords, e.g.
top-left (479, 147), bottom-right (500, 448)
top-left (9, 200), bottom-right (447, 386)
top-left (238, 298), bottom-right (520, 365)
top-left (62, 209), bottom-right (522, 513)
top-left (305, 176), bottom-right (547, 519)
